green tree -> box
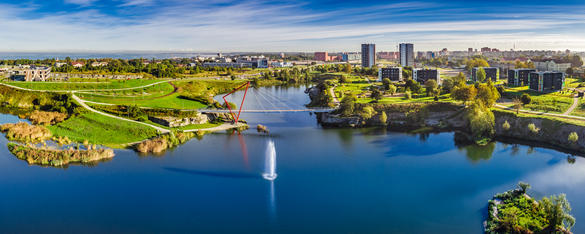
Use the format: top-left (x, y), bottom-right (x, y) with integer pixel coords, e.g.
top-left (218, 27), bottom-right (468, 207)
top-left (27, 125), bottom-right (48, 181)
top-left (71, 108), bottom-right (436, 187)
top-left (344, 63), bottom-right (352, 73)
top-left (517, 182), bottom-right (531, 194)
top-left (467, 101), bottom-right (495, 143)
top-left (380, 111), bottom-right (387, 125)
top-left (476, 67), bottom-right (487, 82)
top-left (540, 194), bottom-right (575, 232)
top-left (520, 93), bottom-right (532, 105)
top-left (424, 79), bottom-right (438, 97)
top-left (476, 80), bottom-right (500, 107)
top-left (387, 84), bottom-right (397, 95)
top-left (371, 88), bottom-right (383, 101)
top-left (382, 78), bottom-right (391, 89)
top-left (451, 83), bottom-right (477, 105)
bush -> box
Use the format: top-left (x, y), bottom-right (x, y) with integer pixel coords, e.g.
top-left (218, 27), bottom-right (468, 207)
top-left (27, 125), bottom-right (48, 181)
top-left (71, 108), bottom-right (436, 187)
top-left (404, 91), bottom-right (412, 100)
top-left (528, 123), bottom-right (540, 134)
top-left (568, 132), bottom-right (579, 143)
top-left (387, 84), bottom-right (397, 95)
top-left (521, 93), bottom-right (532, 105)
top-left (502, 120), bottom-right (511, 131)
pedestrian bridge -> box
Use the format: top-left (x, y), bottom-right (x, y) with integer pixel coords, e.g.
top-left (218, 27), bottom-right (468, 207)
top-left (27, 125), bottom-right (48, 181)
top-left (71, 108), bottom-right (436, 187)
top-left (200, 108), bottom-right (335, 113)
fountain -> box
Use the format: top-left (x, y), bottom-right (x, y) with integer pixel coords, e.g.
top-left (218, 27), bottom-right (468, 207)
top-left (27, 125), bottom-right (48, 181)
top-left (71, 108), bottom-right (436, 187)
top-left (262, 140), bottom-right (277, 181)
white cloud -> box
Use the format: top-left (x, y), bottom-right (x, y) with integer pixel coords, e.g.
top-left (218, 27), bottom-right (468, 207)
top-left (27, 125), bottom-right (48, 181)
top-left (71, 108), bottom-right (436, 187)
top-left (64, 0), bottom-right (97, 6)
top-left (119, 0), bottom-right (154, 7)
top-left (0, 1), bottom-right (584, 52)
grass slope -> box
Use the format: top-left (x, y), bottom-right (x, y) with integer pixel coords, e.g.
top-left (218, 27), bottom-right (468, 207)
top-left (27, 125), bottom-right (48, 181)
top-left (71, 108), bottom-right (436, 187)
top-left (48, 112), bottom-right (158, 146)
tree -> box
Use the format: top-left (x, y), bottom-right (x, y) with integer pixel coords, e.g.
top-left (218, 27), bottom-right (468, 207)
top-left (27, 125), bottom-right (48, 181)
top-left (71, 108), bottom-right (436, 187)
top-left (344, 63), bottom-right (352, 73)
top-left (476, 80), bottom-right (500, 107)
top-left (476, 67), bottom-right (487, 82)
top-left (451, 83), bottom-right (477, 105)
top-left (339, 75), bottom-right (348, 83)
top-left (502, 120), bottom-right (511, 131)
top-left (382, 78), bottom-right (391, 89)
top-left (513, 98), bottom-right (522, 114)
top-left (467, 101), bottom-right (495, 142)
top-left (406, 79), bottom-right (422, 93)
top-left (520, 93), bottom-right (532, 105)
top-left (424, 79), bottom-right (438, 97)
top-left (387, 84), bottom-right (397, 95)
top-left (442, 78), bottom-right (454, 93)
top-left (380, 111), bottom-right (387, 125)
top-left (453, 72), bottom-right (467, 85)
top-left (517, 182), bottom-right (531, 194)
top-left (371, 88), bottom-right (383, 101)
top-left (540, 194), bottom-right (575, 232)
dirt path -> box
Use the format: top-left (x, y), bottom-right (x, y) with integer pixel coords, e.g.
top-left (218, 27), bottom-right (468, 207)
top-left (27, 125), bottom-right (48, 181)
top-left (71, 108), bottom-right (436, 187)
top-left (564, 94), bottom-right (579, 115)
top-left (329, 87), bottom-right (340, 104)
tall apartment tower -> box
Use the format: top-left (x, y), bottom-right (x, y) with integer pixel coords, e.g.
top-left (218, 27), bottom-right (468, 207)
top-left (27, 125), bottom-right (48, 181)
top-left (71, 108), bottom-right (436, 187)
top-left (361, 44), bottom-right (376, 68)
top-left (399, 43), bottom-right (414, 67)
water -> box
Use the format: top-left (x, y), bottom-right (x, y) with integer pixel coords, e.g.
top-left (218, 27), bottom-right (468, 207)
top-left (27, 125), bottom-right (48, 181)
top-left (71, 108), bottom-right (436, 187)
top-left (1, 85), bottom-right (585, 233)
top-left (263, 140), bottom-right (277, 181)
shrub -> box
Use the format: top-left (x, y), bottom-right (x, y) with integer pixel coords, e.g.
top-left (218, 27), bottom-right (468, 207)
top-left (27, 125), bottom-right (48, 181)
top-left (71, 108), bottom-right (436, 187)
top-left (387, 84), bottom-right (397, 95)
top-left (404, 91), bottom-right (412, 100)
top-left (502, 120), bottom-right (511, 131)
top-left (521, 93), bottom-right (532, 105)
top-left (528, 123), bottom-right (540, 134)
top-left (380, 111), bottom-right (387, 125)
top-left (568, 132), bottom-right (579, 143)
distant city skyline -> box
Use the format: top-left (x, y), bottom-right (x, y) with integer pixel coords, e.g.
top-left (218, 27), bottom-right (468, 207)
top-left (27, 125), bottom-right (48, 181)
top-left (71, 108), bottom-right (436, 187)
top-left (0, 0), bottom-right (584, 52)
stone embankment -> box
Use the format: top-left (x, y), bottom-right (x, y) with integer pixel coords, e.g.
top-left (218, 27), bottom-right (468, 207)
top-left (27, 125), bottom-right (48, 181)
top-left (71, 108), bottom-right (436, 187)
top-left (318, 103), bottom-right (585, 154)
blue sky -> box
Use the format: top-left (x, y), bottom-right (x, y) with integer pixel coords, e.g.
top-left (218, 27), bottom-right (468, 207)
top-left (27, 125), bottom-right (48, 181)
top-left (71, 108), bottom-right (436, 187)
top-left (0, 0), bottom-right (584, 52)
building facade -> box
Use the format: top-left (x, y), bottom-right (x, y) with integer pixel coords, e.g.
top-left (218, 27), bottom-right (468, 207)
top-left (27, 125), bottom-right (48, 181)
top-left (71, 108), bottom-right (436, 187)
top-left (11, 66), bottom-right (52, 81)
top-left (471, 67), bottom-right (499, 82)
top-left (361, 44), bottom-right (376, 68)
top-left (378, 67), bottom-right (402, 82)
top-left (400, 43), bottom-right (414, 67)
top-left (315, 52), bottom-right (329, 62)
top-left (413, 69), bottom-right (441, 85)
top-left (508, 69), bottom-right (536, 86)
top-left (529, 72), bottom-right (565, 92)
top-left (534, 60), bottom-right (571, 72)
top-left (342, 52), bottom-right (361, 62)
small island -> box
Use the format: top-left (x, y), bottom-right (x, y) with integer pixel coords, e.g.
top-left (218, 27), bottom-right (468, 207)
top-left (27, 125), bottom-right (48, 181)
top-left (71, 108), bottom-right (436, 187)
top-left (485, 182), bottom-right (575, 234)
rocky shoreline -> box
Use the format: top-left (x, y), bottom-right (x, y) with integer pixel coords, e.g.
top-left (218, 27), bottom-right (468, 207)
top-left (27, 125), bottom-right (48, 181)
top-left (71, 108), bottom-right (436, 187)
top-left (316, 102), bottom-right (585, 155)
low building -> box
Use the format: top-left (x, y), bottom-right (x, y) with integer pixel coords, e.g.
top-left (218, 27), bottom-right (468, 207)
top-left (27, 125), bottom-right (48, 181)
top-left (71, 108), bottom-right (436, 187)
top-left (11, 66), bottom-right (52, 81)
top-left (529, 72), bottom-right (565, 92)
top-left (71, 62), bottom-right (84, 68)
top-left (202, 62), bottom-right (252, 68)
top-left (91, 62), bottom-right (108, 67)
top-left (534, 60), bottom-right (571, 72)
top-left (508, 69), bottom-right (536, 86)
top-left (315, 52), bottom-right (329, 62)
top-left (378, 67), bottom-right (402, 82)
top-left (413, 69), bottom-right (441, 85)
top-left (271, 62), bottom-right (293, 68)
top-left (471, 67), bottom-right (499, 82)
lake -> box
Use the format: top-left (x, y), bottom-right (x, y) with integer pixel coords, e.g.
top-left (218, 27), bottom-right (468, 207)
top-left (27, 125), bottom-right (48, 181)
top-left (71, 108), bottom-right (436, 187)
top-left (0, 85), bottom-right (584, 233)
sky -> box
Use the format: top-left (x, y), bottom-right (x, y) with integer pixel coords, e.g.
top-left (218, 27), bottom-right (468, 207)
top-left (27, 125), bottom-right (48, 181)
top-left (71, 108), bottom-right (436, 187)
top-left (0, 0), bottom-right (584, 52)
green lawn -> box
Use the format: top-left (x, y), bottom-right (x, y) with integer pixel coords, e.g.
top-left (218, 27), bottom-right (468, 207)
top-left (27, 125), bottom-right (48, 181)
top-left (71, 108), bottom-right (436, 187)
top-left (47, 112), bottom-right (159, 147)
top-left (504, 86), bottom-right (574, 114)
top-left (79, 93), bottom-right (207, 109)
top-left (5, 79), bottom-right (163, 90)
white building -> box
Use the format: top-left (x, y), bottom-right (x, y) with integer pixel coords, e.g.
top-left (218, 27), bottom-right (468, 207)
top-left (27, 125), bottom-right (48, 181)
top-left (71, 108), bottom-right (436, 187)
top-left (534, 60), bottom-right (571, 72)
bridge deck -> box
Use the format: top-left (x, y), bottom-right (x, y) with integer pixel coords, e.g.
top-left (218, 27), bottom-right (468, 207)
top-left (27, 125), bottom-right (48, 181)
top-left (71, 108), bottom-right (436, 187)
top-left (200, 109), bottom-right (334, 113)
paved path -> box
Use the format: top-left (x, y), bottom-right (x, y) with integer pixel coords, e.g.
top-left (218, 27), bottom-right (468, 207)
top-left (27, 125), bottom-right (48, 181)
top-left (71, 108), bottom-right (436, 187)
top-left (329, 87), bottom-right (340, 104)
top-left (183, 123), bottom-right (248, 133)
top-left (564, 94), bottom-right (579, 115)
top-left (71, 94), bottom-right (171, 133)
top-left (494, 104), bottom-right (585, 121)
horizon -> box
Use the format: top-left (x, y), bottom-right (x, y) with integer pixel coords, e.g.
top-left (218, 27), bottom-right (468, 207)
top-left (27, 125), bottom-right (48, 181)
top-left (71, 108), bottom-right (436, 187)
top-left (0, 0), bottom-right (584, 52)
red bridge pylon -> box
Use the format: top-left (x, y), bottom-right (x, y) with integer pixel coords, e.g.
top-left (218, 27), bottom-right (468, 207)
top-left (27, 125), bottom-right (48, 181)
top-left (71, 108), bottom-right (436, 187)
top-left (222, 81), bottom-right (250, 124)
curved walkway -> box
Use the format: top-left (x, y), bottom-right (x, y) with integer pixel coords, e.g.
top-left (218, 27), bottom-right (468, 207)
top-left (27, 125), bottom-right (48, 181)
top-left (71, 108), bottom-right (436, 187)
top-left (564, 94), bottom-right (579, 115)
top-left (71, 94), bottom-right (171, 133)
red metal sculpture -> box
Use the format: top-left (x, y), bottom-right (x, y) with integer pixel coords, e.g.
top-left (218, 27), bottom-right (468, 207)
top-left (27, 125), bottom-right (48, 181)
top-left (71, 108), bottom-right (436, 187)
top-left (222, 81), bottom-right (250, 124)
